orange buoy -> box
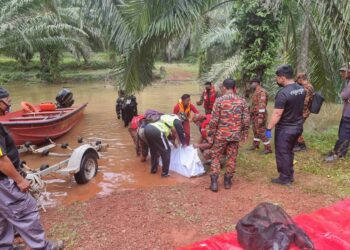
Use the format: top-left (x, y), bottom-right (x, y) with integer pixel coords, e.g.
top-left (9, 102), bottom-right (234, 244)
top-left (21, 101), bottom-right (38, 113)
top-left (39, 102), bottom-right (57, 112)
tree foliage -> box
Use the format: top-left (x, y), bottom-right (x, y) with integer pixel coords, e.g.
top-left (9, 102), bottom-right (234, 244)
top-left (0, 0), bottom-right (92, 82)
top-left (0, 0), bottom-right (349, 100)
top-left (233, 0), bottom-right (280, 93)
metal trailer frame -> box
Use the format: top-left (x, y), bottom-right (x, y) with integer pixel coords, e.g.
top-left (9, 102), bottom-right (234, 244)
top-left (19, 138), bottom-right (108, 184)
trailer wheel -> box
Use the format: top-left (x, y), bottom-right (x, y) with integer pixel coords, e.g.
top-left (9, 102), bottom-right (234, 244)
top-left (74, 151), bottom-right (98, 184)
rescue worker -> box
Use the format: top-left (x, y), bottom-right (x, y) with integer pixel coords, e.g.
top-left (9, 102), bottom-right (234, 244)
top-left (208, 79), bottom-right (250, 192)
top-left (116, 90), bottom-right (125, 119)
top-left (193, 114), bottom-right (212, 163)
top-left (326, 64), bottom-right (350, 162)
top-left (0, 88), bottom-right (64, 250)
top-left (294, 73), bottom-right (314, 152)
top-left (116, 90), bottom-right (138, 127)
top-left (137, 118), bottom-right (149, 162)
top-left (196, 82), bottom-right (217, 114)
top-left (266, 65), bottom-right (305, 185)
top-left (144, 114), bottom-right (186, 177)
top-left (173, 94), bottom-right (199, 145)
top-left (128, 115), bottom-right (148, 161)
top-left (249, 78), bottom-right (272, 154)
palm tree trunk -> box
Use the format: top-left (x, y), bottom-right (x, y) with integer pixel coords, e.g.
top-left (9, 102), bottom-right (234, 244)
top-left (297, 2), bottom-right (311, 74)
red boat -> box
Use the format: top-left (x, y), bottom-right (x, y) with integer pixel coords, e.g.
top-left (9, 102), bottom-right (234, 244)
top-left (0, 103), bottom-right (87, 146)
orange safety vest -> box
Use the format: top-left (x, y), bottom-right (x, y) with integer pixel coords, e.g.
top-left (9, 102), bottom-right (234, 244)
top-left (178, 99), bottom-right (191, 117)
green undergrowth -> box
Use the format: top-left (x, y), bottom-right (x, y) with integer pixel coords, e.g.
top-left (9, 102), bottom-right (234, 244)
top-left (236, 124), bottom-right (350, 198)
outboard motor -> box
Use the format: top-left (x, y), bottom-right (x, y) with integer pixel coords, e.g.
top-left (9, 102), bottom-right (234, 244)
top-left (56, 89), bottom-right (74, 108)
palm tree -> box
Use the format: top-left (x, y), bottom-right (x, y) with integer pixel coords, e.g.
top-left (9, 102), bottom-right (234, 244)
top-left (0, 0), bottom-right (93, 82)
top-left (85, 0), bottom-right (222, 93)
top-left (271, 0), bottom-right (350, 99)
top-left (89, 0), bottom-right (348, 100)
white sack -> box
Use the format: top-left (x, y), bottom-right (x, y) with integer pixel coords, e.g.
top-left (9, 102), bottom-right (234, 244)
top-left (168, 145), bottom-right (205, 178)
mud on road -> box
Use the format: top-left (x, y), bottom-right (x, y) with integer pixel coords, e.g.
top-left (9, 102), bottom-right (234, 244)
top-left (42, 175), bottom-right (337, 250)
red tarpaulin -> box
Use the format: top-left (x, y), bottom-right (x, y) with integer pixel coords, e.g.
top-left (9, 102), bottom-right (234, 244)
top-left (179, 199), bottom-right (350, 250)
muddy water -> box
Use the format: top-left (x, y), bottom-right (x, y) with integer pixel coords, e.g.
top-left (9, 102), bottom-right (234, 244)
top-left (4, 81), bottom-right (203, 206)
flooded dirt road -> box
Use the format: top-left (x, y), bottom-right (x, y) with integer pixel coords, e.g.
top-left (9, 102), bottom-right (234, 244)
top-left (5, 80), bottom-right (203, 206)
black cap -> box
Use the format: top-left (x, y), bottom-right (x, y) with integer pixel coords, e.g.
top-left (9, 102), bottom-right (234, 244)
top-left (204, 81), bottom-right (212, 85)
top-left (223, 78), bottom-right (236, 89)
top-left (0, 87), bottom-right (9, 99)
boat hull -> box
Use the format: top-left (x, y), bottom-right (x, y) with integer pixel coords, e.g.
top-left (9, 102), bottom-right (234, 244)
top-left (0, 104), bottom-right (87, 146)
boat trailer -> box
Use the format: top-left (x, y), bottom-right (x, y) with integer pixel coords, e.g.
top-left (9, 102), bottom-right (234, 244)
top-left (17, 138), bottom-right (108, 209)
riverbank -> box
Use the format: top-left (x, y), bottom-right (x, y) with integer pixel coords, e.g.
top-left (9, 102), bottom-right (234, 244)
top-left (0, 53), bottom-right (114, 84)
top-left (0, 53), bottom-right (199, 85)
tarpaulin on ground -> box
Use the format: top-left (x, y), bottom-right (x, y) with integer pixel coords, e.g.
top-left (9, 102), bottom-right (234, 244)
top-left (179, 199), bottom-right (350, 250)
top-left (169, 145), bottom-right (205, 178)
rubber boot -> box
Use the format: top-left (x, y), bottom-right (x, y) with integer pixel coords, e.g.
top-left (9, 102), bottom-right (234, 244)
top-left (210, 174), bottom-right (219, 192)
top-left (248, 141), bottom-right (260, 151)
top-left (224, 173), bottom-right (233, 189)
top-left (262, 143), bottom-right (272, 154)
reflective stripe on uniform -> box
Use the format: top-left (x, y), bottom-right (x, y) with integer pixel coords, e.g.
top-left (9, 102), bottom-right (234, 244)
top-left (263, 140), bottom-right (271, 145)
top-left (259, 109), bottom-right (266, 113)
top-left (160, 132), bottom-right (168, 150)
top-left (254, 138), bottom-right (260, 142)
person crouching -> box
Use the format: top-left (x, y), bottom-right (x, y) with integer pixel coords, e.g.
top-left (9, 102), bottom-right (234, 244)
top-left (128, 115), bottom-right (149, 162)
top-left (144, 114), bottom-right (186, 177)
top-left (193, 114), bottom-right (213, 162)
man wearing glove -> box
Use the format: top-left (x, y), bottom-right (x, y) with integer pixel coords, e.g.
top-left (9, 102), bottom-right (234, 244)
top-left (266, 65), bottom-right (305, 185)
top-left (248, 78), bottom-right (272, 154)
top-left (0, 88), bottom-right (64, 250)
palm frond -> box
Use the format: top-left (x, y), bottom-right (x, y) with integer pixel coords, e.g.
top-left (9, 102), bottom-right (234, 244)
top-left (201, 55), bottom-right (241, 84)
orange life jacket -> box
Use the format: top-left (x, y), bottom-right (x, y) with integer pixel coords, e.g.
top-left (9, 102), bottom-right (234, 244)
top-left (178, 100), bottom-right (191, 117)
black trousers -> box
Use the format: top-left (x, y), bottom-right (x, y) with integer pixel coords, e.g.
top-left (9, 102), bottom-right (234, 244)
top-left (334, 116), bottom-right (350, 157)
top-left (275, 127), bottom-right (302, 181)
top-left (144, 125), bottom-right (171, 174)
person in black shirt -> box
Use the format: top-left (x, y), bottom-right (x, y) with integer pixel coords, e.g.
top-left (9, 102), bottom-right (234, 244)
top-left (266, 65), bottom-right (306, 185)
top-left (0, 88), bottom-right (64, 250)
top-left (116, 90), bottom-right (138, 127)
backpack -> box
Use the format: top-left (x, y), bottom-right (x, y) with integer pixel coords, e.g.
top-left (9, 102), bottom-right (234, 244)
top-left (310, 91), bottom-right (324, 114)
top-left (144, 109), bottom-right (164, 123)
top-left (236, 203), bottom-right (314, 250)
top-left (123, 95), bottom-right (137, 111)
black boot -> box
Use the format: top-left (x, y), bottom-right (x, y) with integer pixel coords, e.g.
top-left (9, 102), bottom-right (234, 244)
top-left (293, 142), bottom-right (302, 152)
top-left (299, 142), bottom-right (307, 151)
top-left (224, 173), bottom-right (233, 189)
top-left (210, 174), bottom-right (218, 192)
